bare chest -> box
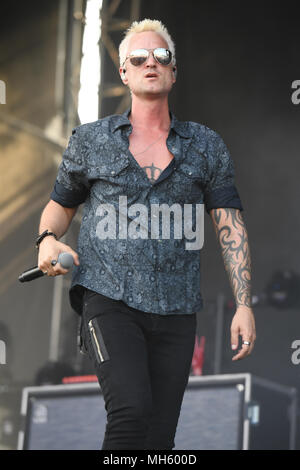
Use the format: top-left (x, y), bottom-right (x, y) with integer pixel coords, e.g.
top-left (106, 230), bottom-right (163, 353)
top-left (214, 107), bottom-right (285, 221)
top-left (128, 135), bottom-right (174, 183)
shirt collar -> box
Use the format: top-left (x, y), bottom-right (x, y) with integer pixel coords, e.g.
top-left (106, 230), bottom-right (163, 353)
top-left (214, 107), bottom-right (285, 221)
top-left (111, 108), bottom-right (131, 133)
top-left (111, 108), bottom-right (192, 139)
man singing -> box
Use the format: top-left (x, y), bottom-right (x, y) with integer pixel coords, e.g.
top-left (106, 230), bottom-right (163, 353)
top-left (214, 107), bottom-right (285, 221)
top-left (37, 19), bottom-right (256, 450)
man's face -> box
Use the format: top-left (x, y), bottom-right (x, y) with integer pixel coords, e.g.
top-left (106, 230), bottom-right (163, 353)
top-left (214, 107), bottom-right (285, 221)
top-left (120, 31), bottom-right (176, 98)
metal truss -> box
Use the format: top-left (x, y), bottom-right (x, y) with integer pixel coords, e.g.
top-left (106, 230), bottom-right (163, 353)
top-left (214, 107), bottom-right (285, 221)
top-left (98, 0), bottom-right (141, 117)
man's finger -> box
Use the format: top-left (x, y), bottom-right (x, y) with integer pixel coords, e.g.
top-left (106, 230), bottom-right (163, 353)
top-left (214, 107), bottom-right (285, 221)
top-left (53, 266), bottom-right (69, 276)
top-left (67, 249), bottom-right (80, 266)
top-left (247, 337), bottom-right (256, 355)
top-left (232, 344), bottom-right (249, 360)
top-left (231, 328), bottom-right (239, 350)
top-left (242, 335), bottom-right (255, 355)
top-left (232, 338), bottom-right (253, 361)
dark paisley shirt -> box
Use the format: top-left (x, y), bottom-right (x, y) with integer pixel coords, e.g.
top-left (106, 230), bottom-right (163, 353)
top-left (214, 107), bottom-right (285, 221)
top-left (50, 108), bottom-right (243, 316)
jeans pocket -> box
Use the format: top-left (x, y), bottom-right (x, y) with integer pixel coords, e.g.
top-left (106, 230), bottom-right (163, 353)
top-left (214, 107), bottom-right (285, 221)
top-left (84, 287), bottom-right (99, 302)
top-left (87, 317), bottom-right (110, 364)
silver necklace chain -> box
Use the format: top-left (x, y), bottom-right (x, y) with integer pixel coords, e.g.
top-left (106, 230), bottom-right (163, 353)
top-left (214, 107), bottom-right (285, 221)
top-left (133, 128), bottom-right (170, 156)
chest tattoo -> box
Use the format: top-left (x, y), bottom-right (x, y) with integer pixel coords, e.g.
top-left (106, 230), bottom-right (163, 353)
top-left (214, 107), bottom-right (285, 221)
top-left (141, 163), bottom-right (163, 183)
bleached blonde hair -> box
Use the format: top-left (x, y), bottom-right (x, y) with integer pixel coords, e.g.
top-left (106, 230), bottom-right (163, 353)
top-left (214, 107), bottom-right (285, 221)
top-left (119, 19), bottom-right (176, 68)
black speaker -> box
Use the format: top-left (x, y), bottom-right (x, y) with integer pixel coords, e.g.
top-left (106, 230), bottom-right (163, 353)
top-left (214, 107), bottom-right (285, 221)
top-left (18, 373), bottom-right (297, 450)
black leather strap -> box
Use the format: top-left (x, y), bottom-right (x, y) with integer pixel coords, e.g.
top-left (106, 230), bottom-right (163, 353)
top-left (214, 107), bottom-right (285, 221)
top-left (35, 230), bottom-right (58, 250)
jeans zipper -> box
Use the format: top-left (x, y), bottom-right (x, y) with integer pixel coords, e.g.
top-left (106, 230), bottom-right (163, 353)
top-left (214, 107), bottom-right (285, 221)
top-left (88, 319), bottom-right (104, 363)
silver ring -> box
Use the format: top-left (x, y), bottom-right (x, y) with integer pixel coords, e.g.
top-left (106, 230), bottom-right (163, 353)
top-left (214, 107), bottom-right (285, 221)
top-left (243, 341), bottom-right (251, 345)
top-left (51, 259), bottom-right (57, 266)
top-left (43, 270), bottom-right (48, 275)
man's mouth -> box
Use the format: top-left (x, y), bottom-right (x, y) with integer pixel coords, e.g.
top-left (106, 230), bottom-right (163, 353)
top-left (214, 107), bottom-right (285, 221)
top-left (144, 72), bottom-right (158, 78)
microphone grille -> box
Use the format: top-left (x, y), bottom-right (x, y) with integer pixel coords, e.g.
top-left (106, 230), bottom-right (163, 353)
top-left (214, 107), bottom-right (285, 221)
top-left (57, 252), bottom-right (74, 269)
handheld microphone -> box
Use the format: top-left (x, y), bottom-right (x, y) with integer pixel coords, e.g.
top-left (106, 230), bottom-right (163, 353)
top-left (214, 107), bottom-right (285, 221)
top-left (18, 252), bottom-right (74, 283)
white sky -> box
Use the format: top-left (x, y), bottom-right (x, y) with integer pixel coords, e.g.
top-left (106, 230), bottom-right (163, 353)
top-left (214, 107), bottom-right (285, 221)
top-left (78, 0), bottom-right (103, 124)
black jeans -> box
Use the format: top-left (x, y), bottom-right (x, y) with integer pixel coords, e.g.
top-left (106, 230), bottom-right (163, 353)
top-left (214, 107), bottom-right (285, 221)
top-left (79, 287), bottom-right (197, 450)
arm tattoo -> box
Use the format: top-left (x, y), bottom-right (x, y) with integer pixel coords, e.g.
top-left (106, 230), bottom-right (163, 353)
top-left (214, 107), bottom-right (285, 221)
top-left (211, 208), bottom-right (252, 308)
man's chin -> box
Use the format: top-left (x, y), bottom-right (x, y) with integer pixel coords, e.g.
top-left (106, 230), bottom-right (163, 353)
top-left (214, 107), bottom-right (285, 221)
top-left (132, 85), bottom-right (173, 99)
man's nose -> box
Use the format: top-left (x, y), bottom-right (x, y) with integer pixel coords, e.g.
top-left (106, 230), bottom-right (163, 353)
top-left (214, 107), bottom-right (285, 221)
top-left (145, 51), bottom-right (157, 66)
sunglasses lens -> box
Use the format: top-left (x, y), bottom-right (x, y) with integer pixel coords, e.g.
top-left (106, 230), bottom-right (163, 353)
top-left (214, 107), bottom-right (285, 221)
top-left (129, 49), bottom-right (148, 66)
top-left (154, 48), bottom-right (172, 65)
top-left (127, 48), bottom-right (172, 66)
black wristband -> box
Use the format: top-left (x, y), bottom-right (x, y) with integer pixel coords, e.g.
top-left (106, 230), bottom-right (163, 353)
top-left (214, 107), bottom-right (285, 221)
top-left (35, 230), bottom-right (58, 250)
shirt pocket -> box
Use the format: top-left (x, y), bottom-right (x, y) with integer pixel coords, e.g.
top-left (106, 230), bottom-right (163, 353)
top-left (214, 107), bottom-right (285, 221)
top-left (88, 155), bottom-right (131, 199)
top-left (173, 163), bottom-right (206, 203)
top-left (87, 154), bottom-right (130, 180)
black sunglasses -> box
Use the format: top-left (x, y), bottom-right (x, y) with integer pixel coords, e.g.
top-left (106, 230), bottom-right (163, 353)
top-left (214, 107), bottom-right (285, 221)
top-left (122, 48), bottom-right (173, 67)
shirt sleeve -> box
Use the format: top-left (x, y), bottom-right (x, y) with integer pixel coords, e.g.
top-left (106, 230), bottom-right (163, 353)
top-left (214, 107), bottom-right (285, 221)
top-left (203, 131), bottom-right (244, 215)
top-left (50, 127), bottom-right (90, 208)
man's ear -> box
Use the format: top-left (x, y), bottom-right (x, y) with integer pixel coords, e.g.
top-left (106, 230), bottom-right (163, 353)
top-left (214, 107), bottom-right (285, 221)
top-left (120, 67), bottom-right (127, 83)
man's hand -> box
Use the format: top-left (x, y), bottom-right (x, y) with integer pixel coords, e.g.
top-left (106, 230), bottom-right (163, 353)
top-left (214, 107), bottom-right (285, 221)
top-left (230, 305), bottom-right (256, 361)
top-left (38, 236), bottom-right (80, 277)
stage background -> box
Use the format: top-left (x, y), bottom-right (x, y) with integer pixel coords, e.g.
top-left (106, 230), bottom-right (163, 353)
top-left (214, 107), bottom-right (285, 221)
top-left (0, 0), bottom-right (299, 449)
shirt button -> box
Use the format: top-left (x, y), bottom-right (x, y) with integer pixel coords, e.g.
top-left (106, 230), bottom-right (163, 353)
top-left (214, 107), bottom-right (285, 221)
top-left (188, 171), bottom-right (193, 176)
top-left (128, 296), bottom-right (133, 302)
top-left (150, 275), bottom-right (155, 281)
top-left (115, 285), bottom-right (120, 291)
top-left (157, 267), bottom-right (161, 271)
top-left (171, 265), bottom-right (176, 271)
top-left (128, 270), bottom-right (132, 276)
top-left (111, 170), bottom-right (116, 175)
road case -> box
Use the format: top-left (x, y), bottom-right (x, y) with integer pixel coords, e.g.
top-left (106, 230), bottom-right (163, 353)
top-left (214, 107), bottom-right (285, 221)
top-left (17, 373), bottom-right (298, 450)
